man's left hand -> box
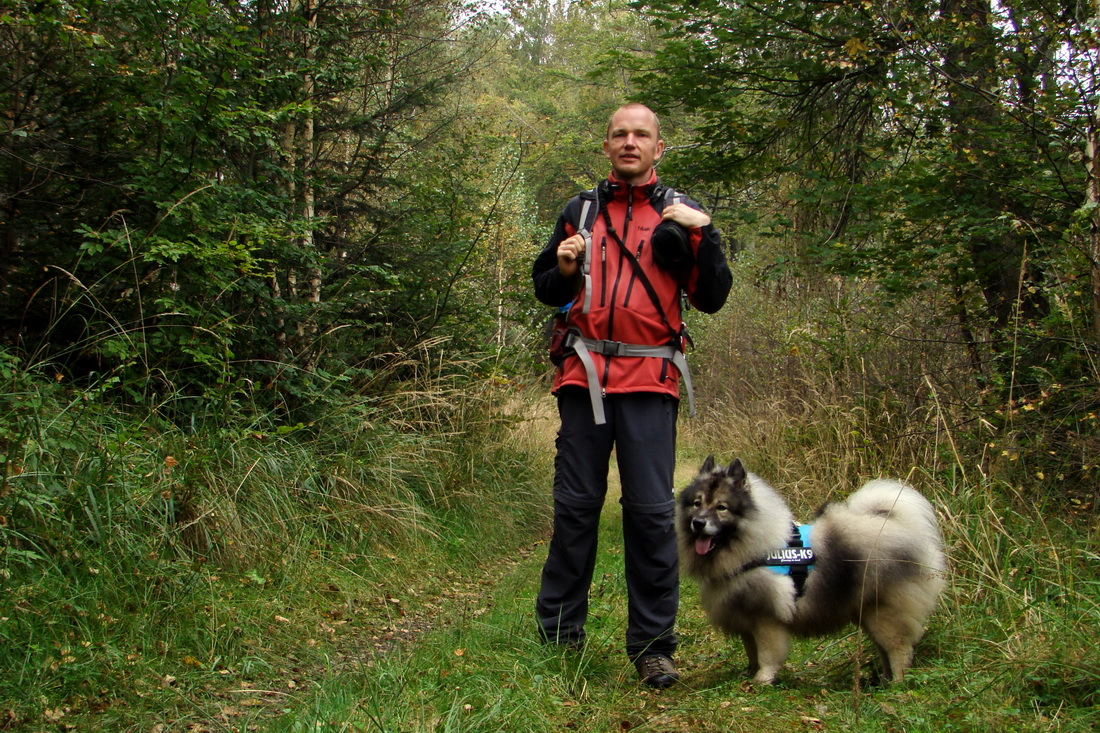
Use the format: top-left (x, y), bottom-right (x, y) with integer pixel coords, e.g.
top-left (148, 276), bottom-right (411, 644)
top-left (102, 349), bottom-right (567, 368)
top-left (662, 203), bottom-right (710, 229)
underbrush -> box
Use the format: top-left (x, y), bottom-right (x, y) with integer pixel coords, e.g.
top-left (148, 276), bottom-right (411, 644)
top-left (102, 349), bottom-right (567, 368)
top-left (249, 415), bottom-right (1100, 732)
top-left (0, 351), bottom-right (554, 730)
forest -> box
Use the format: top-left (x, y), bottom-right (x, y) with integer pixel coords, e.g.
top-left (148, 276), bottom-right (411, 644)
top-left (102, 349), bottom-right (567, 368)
top-left (2, 0), bottom-right (1098, 729)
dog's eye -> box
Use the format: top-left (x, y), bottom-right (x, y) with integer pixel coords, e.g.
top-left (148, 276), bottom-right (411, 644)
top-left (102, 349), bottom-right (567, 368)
top-left (691, 498), bottom-right (702, 508)
top-left (716, 503), bottom-right (729, 513)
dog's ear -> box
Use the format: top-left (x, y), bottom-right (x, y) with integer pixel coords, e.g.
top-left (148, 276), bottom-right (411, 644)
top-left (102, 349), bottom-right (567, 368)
top-left (700, 455), bottom-right (716, 474)
top-left (727, 458), bottom-right (746, 483)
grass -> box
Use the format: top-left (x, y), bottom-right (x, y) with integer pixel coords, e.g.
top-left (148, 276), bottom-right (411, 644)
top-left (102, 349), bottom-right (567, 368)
top-left (3, 345), bottom-right (1099, 730)
top-left (256, 434), bottom-right (1099, 732)
top-left (0, 355), bottom-right (554, 731)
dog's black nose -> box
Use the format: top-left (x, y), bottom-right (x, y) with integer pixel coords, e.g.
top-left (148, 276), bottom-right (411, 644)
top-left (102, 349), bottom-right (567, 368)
top-left (691, 517), bottom-right (707, 533)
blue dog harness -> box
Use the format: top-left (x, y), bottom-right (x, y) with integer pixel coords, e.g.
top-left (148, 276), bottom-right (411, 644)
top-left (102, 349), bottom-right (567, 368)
top-left (742, 524), bottom-right (815, 596)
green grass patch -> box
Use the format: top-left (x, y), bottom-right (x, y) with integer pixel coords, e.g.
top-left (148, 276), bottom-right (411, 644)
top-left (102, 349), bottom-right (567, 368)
top-left (256, 449), bottom-right (1100, 732)
top-left (0, 360), bottom-right (555, 730)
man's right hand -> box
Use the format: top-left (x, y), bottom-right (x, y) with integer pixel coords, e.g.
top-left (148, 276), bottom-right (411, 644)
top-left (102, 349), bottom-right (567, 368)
top-left (557, 233), bottom-right (587, 277)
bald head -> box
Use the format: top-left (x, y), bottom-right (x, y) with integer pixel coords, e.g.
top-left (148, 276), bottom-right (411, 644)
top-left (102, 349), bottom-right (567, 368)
top-left (606, 103), bottom-right (661, 141)
top-left (603, 104), bottom-right (665, 185)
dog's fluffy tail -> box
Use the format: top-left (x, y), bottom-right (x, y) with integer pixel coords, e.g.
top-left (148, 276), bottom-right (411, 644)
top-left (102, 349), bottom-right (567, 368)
top-left (844, 479), bottom-right (945, 567)
top-left (847, 480), bottom-right (936, 529)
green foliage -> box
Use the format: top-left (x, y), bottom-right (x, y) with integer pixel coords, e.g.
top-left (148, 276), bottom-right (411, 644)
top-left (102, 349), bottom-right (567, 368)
top-left (1, 0), bottom-right (514, 418)
top-left (629, 0), bottom-right (1091, 326)
top-left (622, 0), bottom-right (1099, 493)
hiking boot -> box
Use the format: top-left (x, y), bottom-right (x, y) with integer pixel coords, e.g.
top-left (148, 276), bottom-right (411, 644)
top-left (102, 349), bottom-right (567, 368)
top-left (635, 654), bottom-right (679, 689)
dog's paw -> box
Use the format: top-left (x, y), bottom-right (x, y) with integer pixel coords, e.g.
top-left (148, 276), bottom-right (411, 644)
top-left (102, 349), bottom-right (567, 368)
top-left (751, 670), bottom-right (780, 685)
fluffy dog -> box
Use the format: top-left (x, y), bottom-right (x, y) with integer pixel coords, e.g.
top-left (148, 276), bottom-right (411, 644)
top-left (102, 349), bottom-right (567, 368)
top-left (677, 456), bottom-right (946, 684)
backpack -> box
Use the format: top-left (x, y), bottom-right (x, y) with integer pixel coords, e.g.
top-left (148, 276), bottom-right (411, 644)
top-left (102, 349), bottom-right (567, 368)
top-left (545, 184), bottom-right (697, 424)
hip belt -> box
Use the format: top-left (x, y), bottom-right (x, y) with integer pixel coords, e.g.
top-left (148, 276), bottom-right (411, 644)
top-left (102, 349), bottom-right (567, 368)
top-left (565, 332), bottom-right (695, 425)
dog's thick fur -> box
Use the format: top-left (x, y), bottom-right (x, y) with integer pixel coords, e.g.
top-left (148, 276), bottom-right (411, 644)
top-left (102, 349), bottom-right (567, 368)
top-left (677, 456), bottom-right (946, 684)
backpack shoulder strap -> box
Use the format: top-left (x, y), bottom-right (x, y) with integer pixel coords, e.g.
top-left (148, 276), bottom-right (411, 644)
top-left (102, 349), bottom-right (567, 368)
top-left (577, 188), bottom-right (599, 237)
top-left (574, 187), bottom-right (600, 315)
top-left (650, 184), bottom-right (684, 212)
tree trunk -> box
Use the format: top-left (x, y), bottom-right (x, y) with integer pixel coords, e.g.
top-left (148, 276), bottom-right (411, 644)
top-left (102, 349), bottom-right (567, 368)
top-left (940, 0), bottom-right (1049, 347)
top-left (302, 0), bottom-right (321, 362)
top-left (1088, 98), bottom-right (1100, 342)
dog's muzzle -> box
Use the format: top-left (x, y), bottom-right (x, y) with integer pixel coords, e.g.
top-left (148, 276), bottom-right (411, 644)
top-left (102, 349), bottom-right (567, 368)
top-left (690, 517), bottom-right (718, 555)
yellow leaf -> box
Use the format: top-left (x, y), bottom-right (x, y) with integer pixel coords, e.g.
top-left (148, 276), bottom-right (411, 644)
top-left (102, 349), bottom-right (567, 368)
top-left (844, 37), bottom-right (869, 58)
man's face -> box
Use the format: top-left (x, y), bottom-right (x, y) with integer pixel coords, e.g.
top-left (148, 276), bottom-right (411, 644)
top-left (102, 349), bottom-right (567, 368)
top-left (603, 106), bottom-right (665, 185)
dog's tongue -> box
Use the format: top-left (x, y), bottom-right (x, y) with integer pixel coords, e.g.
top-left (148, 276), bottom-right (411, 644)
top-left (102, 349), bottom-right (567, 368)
top-left (695, 536), bottom-right (714, 555)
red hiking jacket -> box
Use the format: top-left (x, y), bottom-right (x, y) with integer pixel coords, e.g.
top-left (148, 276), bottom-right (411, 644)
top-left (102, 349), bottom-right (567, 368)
top-left (533, 172), bottom-right (732, 402)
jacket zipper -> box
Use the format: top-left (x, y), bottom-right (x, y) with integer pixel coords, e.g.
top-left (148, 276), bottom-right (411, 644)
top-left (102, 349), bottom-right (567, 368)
top-left (623, 192), bottom-right (640, 306)
top-left (600, 236), bottom-right (607, 307)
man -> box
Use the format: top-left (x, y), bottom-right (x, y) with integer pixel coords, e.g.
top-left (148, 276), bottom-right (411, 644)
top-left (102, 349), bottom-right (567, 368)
top-left (532, 103), bottom-right (732, 688)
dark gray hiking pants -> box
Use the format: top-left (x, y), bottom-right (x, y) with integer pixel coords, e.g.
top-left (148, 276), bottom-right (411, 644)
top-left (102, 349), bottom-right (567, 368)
top-left (535, 388), bottom-right (679, 660)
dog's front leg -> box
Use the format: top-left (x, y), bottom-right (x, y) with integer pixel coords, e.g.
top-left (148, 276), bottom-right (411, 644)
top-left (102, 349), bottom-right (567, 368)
top-left (748, 620), bottom-right (790, 684)
top-left (739, 632), bottom-right (759, 677)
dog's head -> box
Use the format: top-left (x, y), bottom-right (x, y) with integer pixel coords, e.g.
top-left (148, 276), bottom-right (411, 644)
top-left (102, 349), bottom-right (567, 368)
top-left (677, 455), bottom-right (756, 557)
